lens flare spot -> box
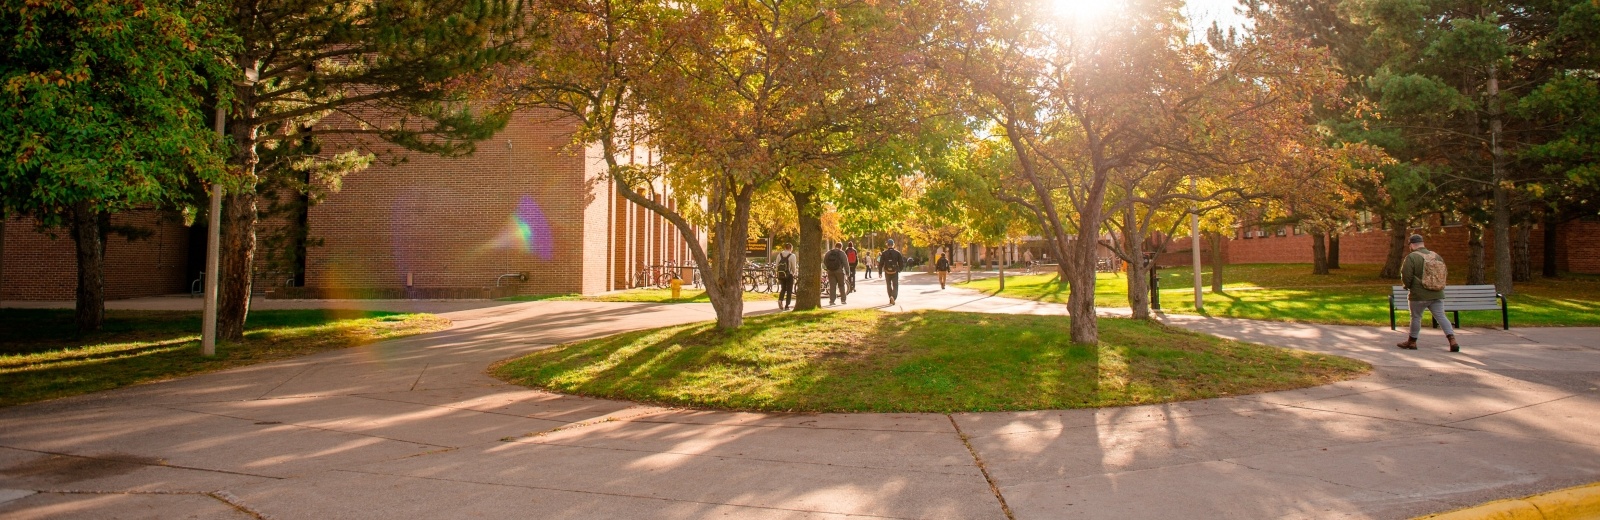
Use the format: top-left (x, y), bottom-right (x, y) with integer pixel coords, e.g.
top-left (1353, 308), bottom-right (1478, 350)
top-left (483, 195), bottom-right (554, 260)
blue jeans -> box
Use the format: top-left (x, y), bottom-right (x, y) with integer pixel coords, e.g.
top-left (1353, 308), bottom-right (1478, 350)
top-left (1408, 299), bottom-right (1455, 338)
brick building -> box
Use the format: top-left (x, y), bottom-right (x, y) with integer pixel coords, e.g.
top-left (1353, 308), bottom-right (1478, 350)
top-left (1156, 218), bottom-right (1600, 274)
top-left (1, 110), bottom-right (697, 301)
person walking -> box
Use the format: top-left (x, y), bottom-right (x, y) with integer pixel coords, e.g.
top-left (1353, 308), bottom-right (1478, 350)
top-left (845, 242), bottom-right (859, 293)
top-left (879, 239), bottom-right (906, 305)
top-left (862, 250), bottom-right (874, 279)
top-left (935, 252), bottom-right (951, 289)
top-left (775, 243), bottom-right (798, 310)
top-left (824, 243), bottom-right (850, 305)
top-left (1397, 234), bottom-right (1460, 352)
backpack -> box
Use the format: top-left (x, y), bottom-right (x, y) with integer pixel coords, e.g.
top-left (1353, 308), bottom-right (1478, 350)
top-left (936, 257), bottom-right (949, 271)
top-left (824, 249), bottom-right (846, 271)
top-left (1421, 251), bottom-right (1448, 291)
top-left (776, 252), bottom-right (795, 278)
top-left (846, 248), bottom-right (857, 264)
top-left (881, 251), bottom-right (904, 275)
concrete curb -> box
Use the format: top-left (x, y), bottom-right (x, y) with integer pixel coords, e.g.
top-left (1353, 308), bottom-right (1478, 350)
top-left (1417, 482), bottom-right (1600, 520)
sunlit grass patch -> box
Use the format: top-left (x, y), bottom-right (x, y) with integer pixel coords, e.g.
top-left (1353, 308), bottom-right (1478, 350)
top-left (0, 309), bottom-right (450, 407)
top-left (960, 264), bottom-right (1600, 327)
top-left (492, 310), bottom-right (1368, 413)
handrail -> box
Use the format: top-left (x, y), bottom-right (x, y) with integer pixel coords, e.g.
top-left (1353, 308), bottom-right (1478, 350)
top-left (495, 272), bottom-right (527, 287)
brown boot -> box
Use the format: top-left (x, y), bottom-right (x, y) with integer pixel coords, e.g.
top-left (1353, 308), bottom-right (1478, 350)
top-left (1396, 337), bottom-right (1418, 350)
top-left (1447, 335), bottom-right (1459, 352)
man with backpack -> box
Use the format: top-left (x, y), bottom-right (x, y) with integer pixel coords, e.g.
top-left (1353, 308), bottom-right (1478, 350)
top-left (1397, 234), bottom-right (1459, 352)
top-left (845, 242), bottom-right (859, 292)
top-left (935, 252), bottom-right (951, 289)
top-left (776, 243), bottom-right (798, 310)
top-left (824, 243), bottom-right (850, 305)
top-left (879, 239), bottom-right (906, 305)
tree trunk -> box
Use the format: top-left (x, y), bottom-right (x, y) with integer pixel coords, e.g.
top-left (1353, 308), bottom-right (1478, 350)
top-left (217, 99), bottom-right (261, 342)
top-left (1467, 224), bottom-right (1487, 285)
top-left (1488, 64), bottom-right (1515, 296)
top-left (1512, 225), bottom-right (1531, 282)
top-left (791, 189), bottom-right (822, 311)
top-left (1123, 209), bottom-right (1150, 319)
top-left (1311, 232), bottom-right (1329, 275)
top-left (1381, 223), bottom-right (1408, 279)
top-left (1542, 216), bottom-right (1555, 276)
top-left (1066, 231), bottom-right (1100, 343)
top-left (1207, 232), bottom-right (1225, 294)
top-left (69, 201), bottom-right (107, 332)
top-left (703, 181), bottom-right (754, 329)
top-left (217, 191), bottom-right (257, 341)
top-left (1, 218), bottom-right (6, 310)
top-left (998, 256), bottom-right (1005, 291)
top-left (1328, 234), bottom-right (1341, 269)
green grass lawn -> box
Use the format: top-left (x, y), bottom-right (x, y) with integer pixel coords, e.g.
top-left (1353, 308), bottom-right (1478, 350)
top-left (0, 309), bottom-right (450, 407)
top-left (492, 309), bottom-right (1368, 413)
top-left (959, 263), bottom-right (1600, 327)
top-left (499, 287), bottom-right (777, 303)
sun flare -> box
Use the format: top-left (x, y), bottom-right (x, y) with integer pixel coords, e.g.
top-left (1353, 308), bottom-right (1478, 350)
top-left (1048, 0), bottom-right (1124, 25)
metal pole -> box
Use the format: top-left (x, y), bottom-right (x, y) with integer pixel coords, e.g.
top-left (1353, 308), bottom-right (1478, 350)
top-left (1191, 175), bottom-right (1204, 312)
top-left (202, 105), bottom-right (225, 356)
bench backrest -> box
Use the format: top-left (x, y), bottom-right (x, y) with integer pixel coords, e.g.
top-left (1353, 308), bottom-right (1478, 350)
top-left (1391, 284), bottom-right (1502, 310)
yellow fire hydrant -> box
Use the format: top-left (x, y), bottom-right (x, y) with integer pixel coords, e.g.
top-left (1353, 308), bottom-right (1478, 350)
top-left (670, 277), bottom-right (683, 299)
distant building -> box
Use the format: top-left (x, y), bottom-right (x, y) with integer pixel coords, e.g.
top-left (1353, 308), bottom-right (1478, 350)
top-left (2, 109), bottom-right (696, 301)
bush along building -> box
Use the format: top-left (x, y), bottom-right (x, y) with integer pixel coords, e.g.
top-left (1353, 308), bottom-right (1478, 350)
top-left (2, 111), bottom-right (698, 302)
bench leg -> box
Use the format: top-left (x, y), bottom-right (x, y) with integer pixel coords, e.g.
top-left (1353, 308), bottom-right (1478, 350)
top-left (1390, 301), bottom-right (1396, 331)
top-left (1502, 302), bottom-right (1509, 330)
top-left (1453, 310), bottom-right (1460, 329)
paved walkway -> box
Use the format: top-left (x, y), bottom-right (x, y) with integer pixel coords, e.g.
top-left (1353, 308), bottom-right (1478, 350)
top-left (2, 274), bottom-right (1598, 519)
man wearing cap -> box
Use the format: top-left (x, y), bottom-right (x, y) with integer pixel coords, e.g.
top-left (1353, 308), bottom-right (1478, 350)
top-left (1398, 234), bottom-right (1459, 352)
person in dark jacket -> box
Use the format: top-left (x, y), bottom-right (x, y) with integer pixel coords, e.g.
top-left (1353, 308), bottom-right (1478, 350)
top-left (935, 253), bottom-right (951, 289)
top-left (878, 240), bottom-right (906, 305)
top-left (1397, 234), bottom-right (1458, 351)
top-left (845, 242), bottom-right (859, 292)
top-left (824, 243), bottom-right (849, 305)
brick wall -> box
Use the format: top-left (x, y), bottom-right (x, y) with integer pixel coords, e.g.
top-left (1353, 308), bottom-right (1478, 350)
top-left (290, 109), bottom-right (697, 298)
top-left (1560, 220), bottom-right (1600, 273)
top-left (300, 111), bottom-right (590, 296)
top-left (1191, 220), bottom-right (1592, 273)
top-left (2, 211), bottom-right (192, 301)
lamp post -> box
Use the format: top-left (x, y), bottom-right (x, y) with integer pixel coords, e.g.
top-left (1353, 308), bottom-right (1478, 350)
top-left (1191, 175), bottom-right (1204, 312)
top-left (201, 105), bottom-right (224, 357)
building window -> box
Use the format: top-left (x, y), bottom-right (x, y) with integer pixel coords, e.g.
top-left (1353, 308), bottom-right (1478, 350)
top-left (1276, 226), bottom-right (1287, 237)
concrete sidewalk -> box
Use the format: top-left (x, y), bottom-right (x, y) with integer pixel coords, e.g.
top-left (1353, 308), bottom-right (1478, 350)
top-left (3, 277), bottom-right (1598, 519)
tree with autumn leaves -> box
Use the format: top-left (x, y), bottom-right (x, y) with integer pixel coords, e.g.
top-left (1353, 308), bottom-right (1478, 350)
top-left (936, 0), bottom-right (1358, 340)
top-left (1, 0), bottom-right (234, 331)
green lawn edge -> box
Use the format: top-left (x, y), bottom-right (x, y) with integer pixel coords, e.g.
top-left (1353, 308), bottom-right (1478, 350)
top-left (491, 309), bottom-right (1370, 413)
top-left (0, 309), bottom-right (451, 407)
top-left (957, 264), bottom-right (1600, 327)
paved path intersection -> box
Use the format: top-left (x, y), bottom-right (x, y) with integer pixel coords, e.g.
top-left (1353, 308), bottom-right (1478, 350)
top-left (3, 273), bottom-right (1598, 519)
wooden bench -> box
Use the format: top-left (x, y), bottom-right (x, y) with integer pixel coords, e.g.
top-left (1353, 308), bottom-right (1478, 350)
top-left (1389, 285), bottom-right (1508, 331)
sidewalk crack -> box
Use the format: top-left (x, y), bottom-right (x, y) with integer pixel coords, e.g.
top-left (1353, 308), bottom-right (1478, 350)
top-left (947, 414), bottom-right (1015, 520)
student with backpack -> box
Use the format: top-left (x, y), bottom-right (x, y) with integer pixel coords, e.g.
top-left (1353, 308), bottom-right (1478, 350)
top-left (935, 253), bottom-right (951, 289)
top-left (824, 243), bottom-right (850, 305)
top-left (776, 243), bottom-right (798, 310)
top-left (879, 239), bottom-right (906, 305)
top-left (845, 242), bottom-right (859, 292)
top-left (1397, 234), bottom-right (1459, 352)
